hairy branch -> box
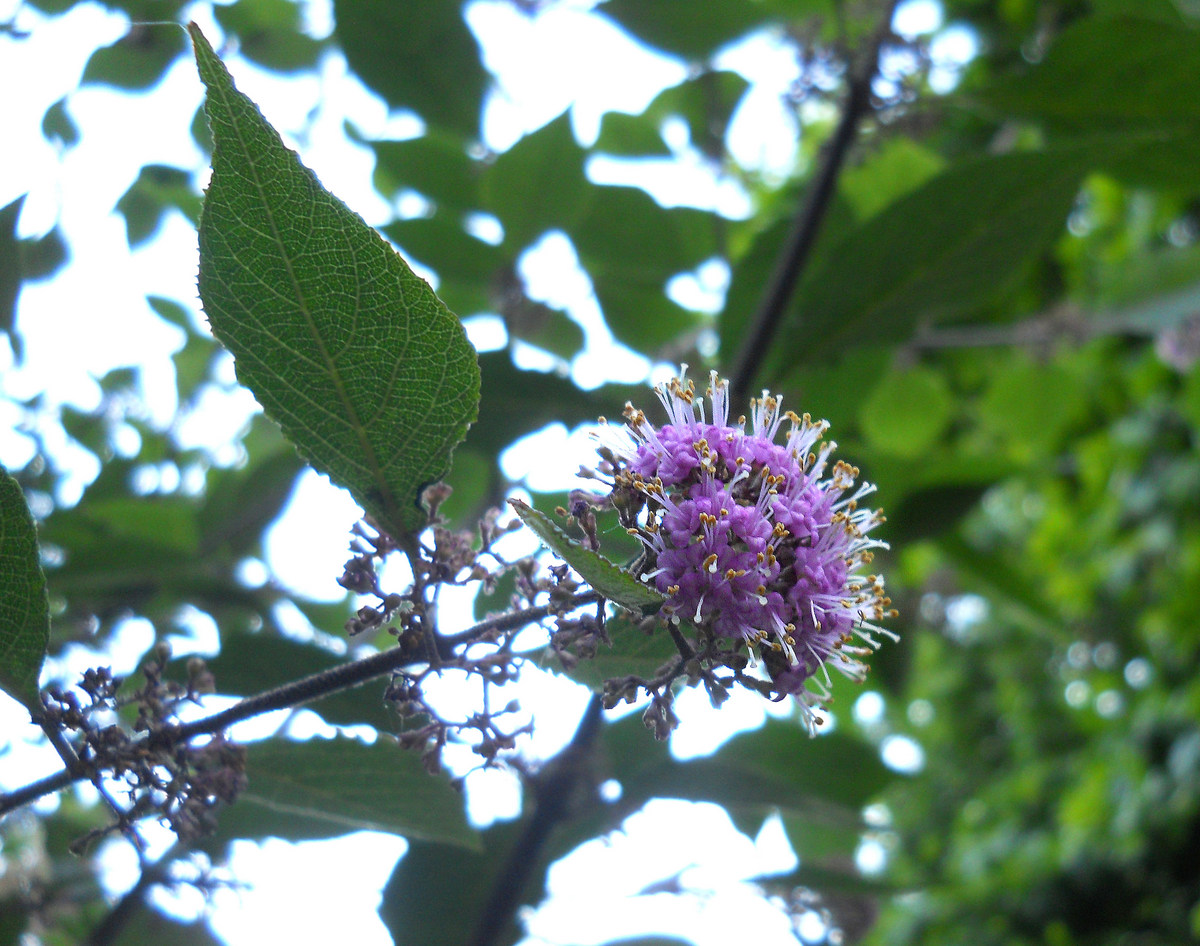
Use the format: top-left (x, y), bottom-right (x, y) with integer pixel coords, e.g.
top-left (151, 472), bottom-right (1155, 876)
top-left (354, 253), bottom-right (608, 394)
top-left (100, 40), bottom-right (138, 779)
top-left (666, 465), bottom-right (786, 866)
top-left (0, 591), bottom-right (603, 817)
top-left (729, 0), bottom-right (900, 407)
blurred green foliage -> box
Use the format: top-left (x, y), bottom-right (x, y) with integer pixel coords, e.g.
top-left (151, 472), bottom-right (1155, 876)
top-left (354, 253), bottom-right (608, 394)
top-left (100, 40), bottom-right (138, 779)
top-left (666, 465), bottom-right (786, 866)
top-left (3, 0), bottom-right (1200, 944)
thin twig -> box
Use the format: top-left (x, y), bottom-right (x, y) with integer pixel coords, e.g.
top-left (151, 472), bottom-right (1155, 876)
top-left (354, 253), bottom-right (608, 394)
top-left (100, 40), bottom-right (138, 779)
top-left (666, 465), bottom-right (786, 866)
top-left (0, 591), bottom-right (603, 817)
top-left (468, 694), bottom-right (605, 946)
top-left (32, 711), bottom-right (145, 852)
top-left (729, 0), bottom-right (900, 408)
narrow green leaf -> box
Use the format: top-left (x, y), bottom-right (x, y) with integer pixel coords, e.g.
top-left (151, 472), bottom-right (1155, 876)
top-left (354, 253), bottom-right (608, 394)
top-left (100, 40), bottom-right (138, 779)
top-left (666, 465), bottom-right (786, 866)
top-left (189, 25), bottom-right (480, 538)
top-left (509, 499), bottom-right (666, 616)
top-left (208, 735), bottom-right (478, 850)
top-left (0, 466), bottom-right (49, 712)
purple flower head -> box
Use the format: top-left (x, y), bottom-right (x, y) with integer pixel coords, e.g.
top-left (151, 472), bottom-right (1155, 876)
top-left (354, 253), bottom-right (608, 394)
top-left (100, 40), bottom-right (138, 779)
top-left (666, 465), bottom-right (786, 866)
top-left (596, 367), bottom-right (897, 731)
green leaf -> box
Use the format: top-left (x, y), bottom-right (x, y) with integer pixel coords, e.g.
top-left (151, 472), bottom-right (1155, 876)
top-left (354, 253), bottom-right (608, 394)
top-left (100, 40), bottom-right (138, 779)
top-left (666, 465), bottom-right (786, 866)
top-left (0, 197), bottom-right (23, 362)
top-left (510, 499), bottom-right (666, 616)
top-left (333, 0), bottom-right (487, 140)
top-left (41, 98), bottom-right (79, 148)
top-left (207, 735), bottom-right (478, 850)
top-left (572, 185), bottom-right (718, 353)
top-left (620, 720), bottom-right (895, 814)
top-left (858, 365), bottom-right (955, 458)
top-left (149, 295), bottom-right (218, 402)
top-left (379, 821), bottom-right (525, 946)
top-left (720, 192), bottom-right (857, 361)
top-left (82, 22), bottom-right (187, 90)
top-left (381, 216), bottom-right (506, 293)
top-left (467, 352), bottom-right (641, 456)
top-left (641, 70), bottom-right (750, 159)
top-left (602, 940), bottom-right (693, 946)
top-left (370, 131), bottom-right (481, 211)
top-left (599, 0), bottom-right (783, 60)
top-left (213, 0), bottom-right (324, 74)
top-left (761, 147), bottom-right (1096, 379)
top-left (205, 633), bottom-right (395, 732)
top-left (190, 24), bottom-right (480, 538)
top-left (538, 613), bottom-right (679, 691)
top-left (112, 909), bottom-right (224, 946)
top-left (593, 111), bottom-right (672, 157)
top-left (115, 164), bottom-right (201, 247)
top-left (840, 138), bottom-right (946, 221)
top-left (982, 15), bottom-right (1200, 131)
top-left (482, 112), bottom-right (589, 251)
top-left (0, 466), bottom-right (50, 712)
top-left (198, 437), bottom-right (302, 556)
top-left (18, 227), bottom-right (68, 284)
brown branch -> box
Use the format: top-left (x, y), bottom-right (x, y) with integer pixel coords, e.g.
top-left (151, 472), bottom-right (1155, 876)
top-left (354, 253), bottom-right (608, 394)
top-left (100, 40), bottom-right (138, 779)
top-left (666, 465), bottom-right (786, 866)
top-left (729, 0), bottom-right (901, 408)
top-left (0, 591), bottom-right (603, 817)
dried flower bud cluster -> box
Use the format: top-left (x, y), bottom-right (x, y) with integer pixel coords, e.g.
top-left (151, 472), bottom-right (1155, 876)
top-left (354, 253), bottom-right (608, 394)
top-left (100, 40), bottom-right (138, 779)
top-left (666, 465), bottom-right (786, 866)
top-left (38, 645), bottom-right (245, 848)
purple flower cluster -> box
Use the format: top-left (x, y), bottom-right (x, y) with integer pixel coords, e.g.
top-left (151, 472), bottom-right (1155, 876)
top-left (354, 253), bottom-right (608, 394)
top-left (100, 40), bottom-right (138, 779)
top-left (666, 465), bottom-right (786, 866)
top-left (599, 368), bottom-right (896, 728)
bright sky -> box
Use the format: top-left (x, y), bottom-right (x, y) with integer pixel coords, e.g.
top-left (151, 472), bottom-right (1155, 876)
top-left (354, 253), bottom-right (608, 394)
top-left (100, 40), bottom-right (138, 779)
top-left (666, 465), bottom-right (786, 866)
top-left (0, 0), bottom-right (956, 942)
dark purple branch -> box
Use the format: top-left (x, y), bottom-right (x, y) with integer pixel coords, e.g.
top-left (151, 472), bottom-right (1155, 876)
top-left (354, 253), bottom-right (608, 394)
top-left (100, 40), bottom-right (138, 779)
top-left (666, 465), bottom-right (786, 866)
top-left (0, 591), bottom-right (603, 816)
top-left (729, 1), bottom-right (900, 408)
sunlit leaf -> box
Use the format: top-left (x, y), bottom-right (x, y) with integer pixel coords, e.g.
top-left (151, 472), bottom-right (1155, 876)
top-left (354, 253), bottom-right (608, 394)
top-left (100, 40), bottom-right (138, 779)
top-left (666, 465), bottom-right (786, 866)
top-left (859, 366), bottom-right (955, 459)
